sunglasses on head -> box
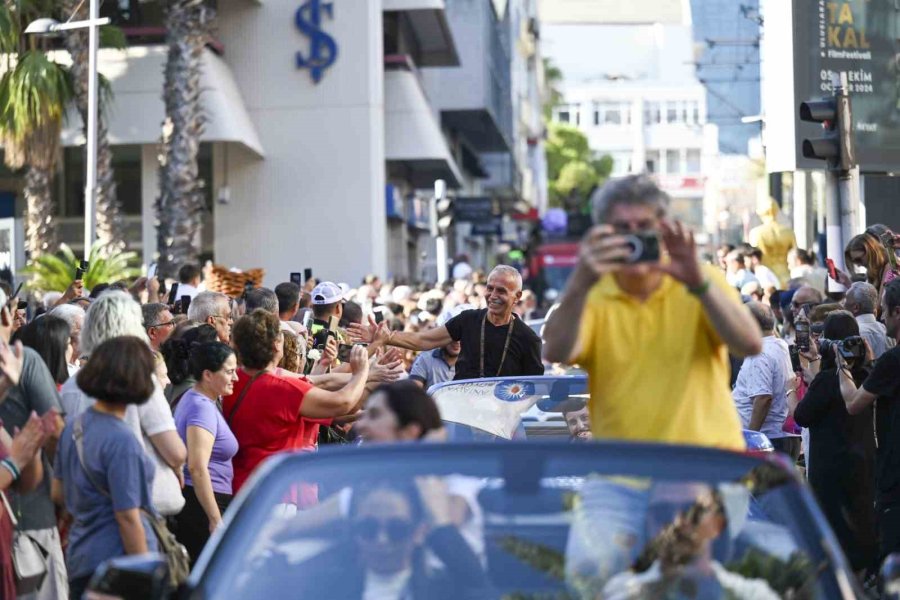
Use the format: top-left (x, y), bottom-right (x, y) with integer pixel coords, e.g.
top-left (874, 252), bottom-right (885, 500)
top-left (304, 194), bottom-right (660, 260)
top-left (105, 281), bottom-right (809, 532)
top-left (354, 517), bottom-right (416, 543)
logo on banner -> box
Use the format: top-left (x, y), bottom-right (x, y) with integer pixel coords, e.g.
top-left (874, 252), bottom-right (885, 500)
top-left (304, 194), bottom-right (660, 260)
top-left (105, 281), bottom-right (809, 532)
top-left (295, 0), bottom-right (338, 84)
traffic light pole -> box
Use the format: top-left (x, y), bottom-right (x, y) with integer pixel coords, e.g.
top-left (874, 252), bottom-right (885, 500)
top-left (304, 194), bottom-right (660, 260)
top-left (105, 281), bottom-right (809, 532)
top-left (800, 71), bottom-right (859, 277)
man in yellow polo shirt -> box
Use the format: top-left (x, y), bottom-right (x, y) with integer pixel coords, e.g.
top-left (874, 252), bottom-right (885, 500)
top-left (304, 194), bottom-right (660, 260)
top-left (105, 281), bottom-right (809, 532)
top-left (543, 174), bottom-right (762, 450)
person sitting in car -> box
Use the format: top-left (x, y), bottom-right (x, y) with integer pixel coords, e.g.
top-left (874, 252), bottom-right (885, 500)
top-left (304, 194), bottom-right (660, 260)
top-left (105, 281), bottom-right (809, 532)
top-left (256, 479), bottom-right (490, 600)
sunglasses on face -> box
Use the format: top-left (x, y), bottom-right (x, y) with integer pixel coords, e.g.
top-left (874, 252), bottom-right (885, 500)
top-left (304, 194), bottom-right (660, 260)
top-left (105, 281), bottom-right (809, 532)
top-left (353, 517), bottom-right (416, 543)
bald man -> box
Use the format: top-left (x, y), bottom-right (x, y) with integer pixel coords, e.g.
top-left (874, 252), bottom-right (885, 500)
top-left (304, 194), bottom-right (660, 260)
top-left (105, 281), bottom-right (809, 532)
top-left (349, 266), bottom-right (544, 380)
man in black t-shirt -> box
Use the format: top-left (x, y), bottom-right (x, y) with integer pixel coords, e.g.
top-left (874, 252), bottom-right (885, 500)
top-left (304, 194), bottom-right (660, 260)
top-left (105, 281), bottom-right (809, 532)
top-left (838, 278), bottom-right (900, 559)
top-left (349, 266), bottom-right (544, 380)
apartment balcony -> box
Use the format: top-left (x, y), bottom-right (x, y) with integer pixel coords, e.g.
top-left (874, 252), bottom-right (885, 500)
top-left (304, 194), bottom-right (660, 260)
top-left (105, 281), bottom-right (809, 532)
top-left (382, 0), bottom-right (459, 67)
top-left (384, 55), bottom-right (462, 189)
top-left (420, 0), bottom-right (513, 153)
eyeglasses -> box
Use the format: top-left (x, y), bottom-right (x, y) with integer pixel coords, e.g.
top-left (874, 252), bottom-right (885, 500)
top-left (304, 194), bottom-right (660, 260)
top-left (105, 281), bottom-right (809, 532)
top-left (148, 320), bottom-right (176, 329)
top-left (211, 314), bottom-right (234, 324)
top-left (353, 517), bottom-right (416, 543)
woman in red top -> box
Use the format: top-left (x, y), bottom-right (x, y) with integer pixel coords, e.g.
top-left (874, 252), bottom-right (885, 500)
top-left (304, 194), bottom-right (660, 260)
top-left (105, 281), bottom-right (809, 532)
top-left (223, 310), bottom-right (370, 493)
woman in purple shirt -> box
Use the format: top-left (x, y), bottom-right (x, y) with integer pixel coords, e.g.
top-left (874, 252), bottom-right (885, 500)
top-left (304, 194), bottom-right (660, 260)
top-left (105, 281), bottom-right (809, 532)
top-left (173, 342), bottom-right (239, 563)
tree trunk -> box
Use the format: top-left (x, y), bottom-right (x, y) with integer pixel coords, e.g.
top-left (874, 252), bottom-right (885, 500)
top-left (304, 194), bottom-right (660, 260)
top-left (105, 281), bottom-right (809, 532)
top-left (23, 166), bottom-right (56, 259)
top-left (62, 0), bottom-right (125, 256)
top-left (156, 0), bottom-right (213, 279)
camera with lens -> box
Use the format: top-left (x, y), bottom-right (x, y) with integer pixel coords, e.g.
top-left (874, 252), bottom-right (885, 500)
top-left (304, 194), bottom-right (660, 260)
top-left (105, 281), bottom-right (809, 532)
top-left (819, 335), bottom-right (866, 362)
top-left (622, 231), bottom-right (661, 264)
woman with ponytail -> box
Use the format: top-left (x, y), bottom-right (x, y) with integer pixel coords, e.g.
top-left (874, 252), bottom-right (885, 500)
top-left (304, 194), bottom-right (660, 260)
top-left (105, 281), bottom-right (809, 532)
top-left (172, 341), bottom-right (239, 564)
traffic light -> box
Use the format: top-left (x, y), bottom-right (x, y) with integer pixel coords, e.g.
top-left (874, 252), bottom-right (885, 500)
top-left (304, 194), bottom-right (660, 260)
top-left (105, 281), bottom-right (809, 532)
top-left (799, 91), bottom-right (855, 172)
top-left (431, 179), bottom-right (453, 236)
top-left (436, 196), bottom-right (453, 234)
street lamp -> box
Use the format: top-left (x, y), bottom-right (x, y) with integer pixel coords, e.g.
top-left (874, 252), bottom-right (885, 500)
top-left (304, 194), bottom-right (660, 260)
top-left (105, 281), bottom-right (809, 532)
top-left (25, 10), bottom-right (110, 258)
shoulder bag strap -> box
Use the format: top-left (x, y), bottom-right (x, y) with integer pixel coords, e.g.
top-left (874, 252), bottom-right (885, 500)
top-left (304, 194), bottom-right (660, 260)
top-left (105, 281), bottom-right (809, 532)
top-left (72, 415), bottom-right (111, 500)
top-left (0, 490), bottom-right (17, 527)
top-left (226, 371), bottom-right (266, 426)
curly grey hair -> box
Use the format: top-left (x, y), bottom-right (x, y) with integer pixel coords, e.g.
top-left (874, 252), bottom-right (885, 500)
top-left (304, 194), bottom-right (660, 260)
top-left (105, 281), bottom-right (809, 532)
top-left (80, 291), bottom-right (148, 356)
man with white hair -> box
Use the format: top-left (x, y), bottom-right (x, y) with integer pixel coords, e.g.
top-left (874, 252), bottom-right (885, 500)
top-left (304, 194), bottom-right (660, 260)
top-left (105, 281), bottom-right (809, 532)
top-left (350, 266), bottom-right (544, 380)
top-left (187, 291), bottom-right (233, 343)
top-left (844, 281), bottom-right (894, 359)
top-left (50, 303), bottom-right (86, 375)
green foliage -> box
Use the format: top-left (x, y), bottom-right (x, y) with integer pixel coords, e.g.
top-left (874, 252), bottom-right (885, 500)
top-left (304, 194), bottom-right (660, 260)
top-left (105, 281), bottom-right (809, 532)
top-left (21, 242), bottom-right (141, 291)
top-left (0, 51), bottom-right (73, 131)
top-left (726, 549), bottom-right (816, 599)
top-left (542, 58), bottom-right (563, 121)
top-left (545, 122), bottom-right (613, 210)
top-left (99, 25), bottom-right (127, 50)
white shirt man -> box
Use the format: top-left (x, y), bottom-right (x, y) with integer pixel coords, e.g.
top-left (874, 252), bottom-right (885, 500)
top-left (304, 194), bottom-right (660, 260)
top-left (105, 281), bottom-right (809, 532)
top-left (732, 303), bottom-right (798, 457)
top-left (845, 281), bottom-right (895, 359)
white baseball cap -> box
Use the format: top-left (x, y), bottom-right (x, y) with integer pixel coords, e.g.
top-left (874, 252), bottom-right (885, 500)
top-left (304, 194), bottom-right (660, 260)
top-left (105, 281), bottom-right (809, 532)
top-left (310, 282), bottom-right (344, 305)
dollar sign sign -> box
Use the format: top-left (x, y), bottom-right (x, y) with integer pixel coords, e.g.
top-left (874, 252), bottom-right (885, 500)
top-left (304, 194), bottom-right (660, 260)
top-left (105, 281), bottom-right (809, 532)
top-left (295, 0), bottom-right (338, 84)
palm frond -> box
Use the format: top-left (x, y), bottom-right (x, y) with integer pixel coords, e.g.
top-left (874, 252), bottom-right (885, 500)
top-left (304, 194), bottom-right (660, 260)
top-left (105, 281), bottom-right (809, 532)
top-left (21, 241), bottom-right (141, 291)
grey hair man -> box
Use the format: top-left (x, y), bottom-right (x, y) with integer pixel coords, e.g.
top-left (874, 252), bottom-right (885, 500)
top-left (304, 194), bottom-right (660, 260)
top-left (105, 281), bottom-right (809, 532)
top-left (845, 281), bottom-right (894, 359)
top-left (732, 301), bottom-right (799, 458)
top-left (142, 302), bottom-right (176, 353)
top-left (50, 303), bottom-right (86, 370)
top-left (349, 265), bottom-right (543, 380)
top-left (187, 291), bottom-right (233, 343)
top-left (541, 174), bottom-right (761, 450)
top-left (245, 287), bottom-right (278, 315)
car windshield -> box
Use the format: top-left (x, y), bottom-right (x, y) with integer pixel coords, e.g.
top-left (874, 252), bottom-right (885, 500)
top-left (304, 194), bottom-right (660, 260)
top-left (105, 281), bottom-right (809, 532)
top-left (430, 377), bottom-right (587, 441)
top-left (196, 445), bottom-right (841, 600)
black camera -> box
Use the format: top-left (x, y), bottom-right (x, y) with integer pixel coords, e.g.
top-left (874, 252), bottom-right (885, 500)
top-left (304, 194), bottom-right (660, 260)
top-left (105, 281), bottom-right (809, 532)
top-left (622, 232), bottom-right (661, 263)
top-left (819, 336), bottom-right (867, 361)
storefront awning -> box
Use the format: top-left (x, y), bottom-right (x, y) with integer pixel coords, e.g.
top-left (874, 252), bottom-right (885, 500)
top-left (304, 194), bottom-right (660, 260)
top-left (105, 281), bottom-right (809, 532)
top-left (54, 45), bottom-right (264, 157)
top-left (381, 0), bottom-right (458, 67)
top-left (384, 62), bottom-right (462, 188)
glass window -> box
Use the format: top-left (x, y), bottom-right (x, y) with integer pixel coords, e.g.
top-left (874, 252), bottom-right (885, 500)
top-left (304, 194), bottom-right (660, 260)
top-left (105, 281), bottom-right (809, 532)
top-left (594, 109), bottom-right (601, 126)
top-left (62, 145), bottom-right (143, 217)
top-left (693, 104), bottom-right (702, 124)
top-left (645, 150), bottom-right (660, 174)
top-left (557, 111), bottom-right (570, 124)
top-left (666, 104), bottom-right (679, 124)
top-left (666, 149), bottom-right (682, 174)
top-left (643, 102), bottom-right (662, 125)
top-left (604, 107), bottom-right (622, 125)
top-left (686, 149), bottom-right (702, 173)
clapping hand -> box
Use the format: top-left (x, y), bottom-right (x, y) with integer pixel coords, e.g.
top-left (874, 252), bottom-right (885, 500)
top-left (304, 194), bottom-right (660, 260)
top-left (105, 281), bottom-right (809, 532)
top-left (9, 412), bottom-right (46, 470)
top-left (366, 349), bottom-right (404, 384)
top-left (348, 345), bottom-right (370, 376)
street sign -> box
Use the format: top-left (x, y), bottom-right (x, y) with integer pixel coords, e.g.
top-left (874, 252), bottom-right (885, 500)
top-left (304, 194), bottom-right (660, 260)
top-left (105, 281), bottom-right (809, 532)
top-left (764, 0), bottom-right (900, 173)
top-left (453, 196), bottom-right (495, 222)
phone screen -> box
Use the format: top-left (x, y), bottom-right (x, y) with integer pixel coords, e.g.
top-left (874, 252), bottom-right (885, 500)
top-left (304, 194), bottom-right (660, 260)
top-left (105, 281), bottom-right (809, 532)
top-left (148, 263), bottom-right (158, 280)
top-left (795, 320), bottom-right (810, 352)
top-left (337, 343), bottom-right (354, 363)
top-left (167, 283), bottom-right (179, 306)
top-left (181, 295), bottom-right (192, 315)
top-left (290, 272), bottom-right (303, 285)
top-left (374, 307), bottom-right (385, 324)
top-left (304, 268), bottom-right (313, 283)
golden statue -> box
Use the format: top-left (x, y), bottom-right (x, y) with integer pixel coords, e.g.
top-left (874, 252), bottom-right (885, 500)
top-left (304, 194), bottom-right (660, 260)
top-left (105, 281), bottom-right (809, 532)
top-left (748, 198), bottom-right (796, 285)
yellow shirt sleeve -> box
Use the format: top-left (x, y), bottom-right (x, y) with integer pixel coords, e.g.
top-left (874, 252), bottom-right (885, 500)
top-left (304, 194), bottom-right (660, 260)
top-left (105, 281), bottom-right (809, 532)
top-left (701, 264), bottom-right (743, 345)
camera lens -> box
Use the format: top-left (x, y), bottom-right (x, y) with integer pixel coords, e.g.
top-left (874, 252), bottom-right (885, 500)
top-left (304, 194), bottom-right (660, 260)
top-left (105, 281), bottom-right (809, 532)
top-left (623, 235), bottom-right (643, 264)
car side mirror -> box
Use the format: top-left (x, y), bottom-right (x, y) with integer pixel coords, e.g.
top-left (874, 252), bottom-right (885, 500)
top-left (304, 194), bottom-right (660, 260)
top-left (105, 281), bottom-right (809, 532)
top-left (883, 553), bottom-right (900, 599)
top-left (87, 554), bottom-right (171, 600)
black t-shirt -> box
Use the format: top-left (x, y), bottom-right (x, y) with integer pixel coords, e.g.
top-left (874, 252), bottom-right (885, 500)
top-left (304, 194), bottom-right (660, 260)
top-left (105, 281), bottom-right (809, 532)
top-left (862, 346), bottom-right (900, 502)
top-left (444, 308), bottom-right (544, 380)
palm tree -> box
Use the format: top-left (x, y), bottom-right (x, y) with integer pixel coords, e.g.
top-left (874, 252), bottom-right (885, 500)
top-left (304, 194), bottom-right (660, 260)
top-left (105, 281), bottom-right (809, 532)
top-left (0, 50), bottom-right (73, 258)
top-left (156, 0), bottom-right (213, 279)
top-left (61, 0), bottom-right (127, 254)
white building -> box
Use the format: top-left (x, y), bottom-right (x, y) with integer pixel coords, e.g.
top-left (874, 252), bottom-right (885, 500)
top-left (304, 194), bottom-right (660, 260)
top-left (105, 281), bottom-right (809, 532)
top-left (542, 11), bottom-right (721, 235)
top-left (0, 0), bottom-right (546, 285)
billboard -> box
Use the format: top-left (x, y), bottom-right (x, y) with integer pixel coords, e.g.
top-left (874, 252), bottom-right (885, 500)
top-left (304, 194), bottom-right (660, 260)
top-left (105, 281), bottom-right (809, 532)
top-left (764, 0), bottom-right (900, 173)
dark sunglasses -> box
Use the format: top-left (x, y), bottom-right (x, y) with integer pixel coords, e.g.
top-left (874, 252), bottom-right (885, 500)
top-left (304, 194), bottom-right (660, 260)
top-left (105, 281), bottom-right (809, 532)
top-left (354, 517), bottom-right (416, 543)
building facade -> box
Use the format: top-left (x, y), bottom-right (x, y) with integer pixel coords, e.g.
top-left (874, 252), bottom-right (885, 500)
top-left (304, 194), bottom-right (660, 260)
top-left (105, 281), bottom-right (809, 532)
top-left (543, 18), bottom-right (720, 237)
top-left (1, 0), bottom-right (546, 285)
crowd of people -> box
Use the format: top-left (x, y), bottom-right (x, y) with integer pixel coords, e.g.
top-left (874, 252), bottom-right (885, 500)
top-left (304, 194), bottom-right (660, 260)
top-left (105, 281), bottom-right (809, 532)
top-left (711, 222), bottom-right (900, 583)
top-left (0, 239), bottom-right (553, 598)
